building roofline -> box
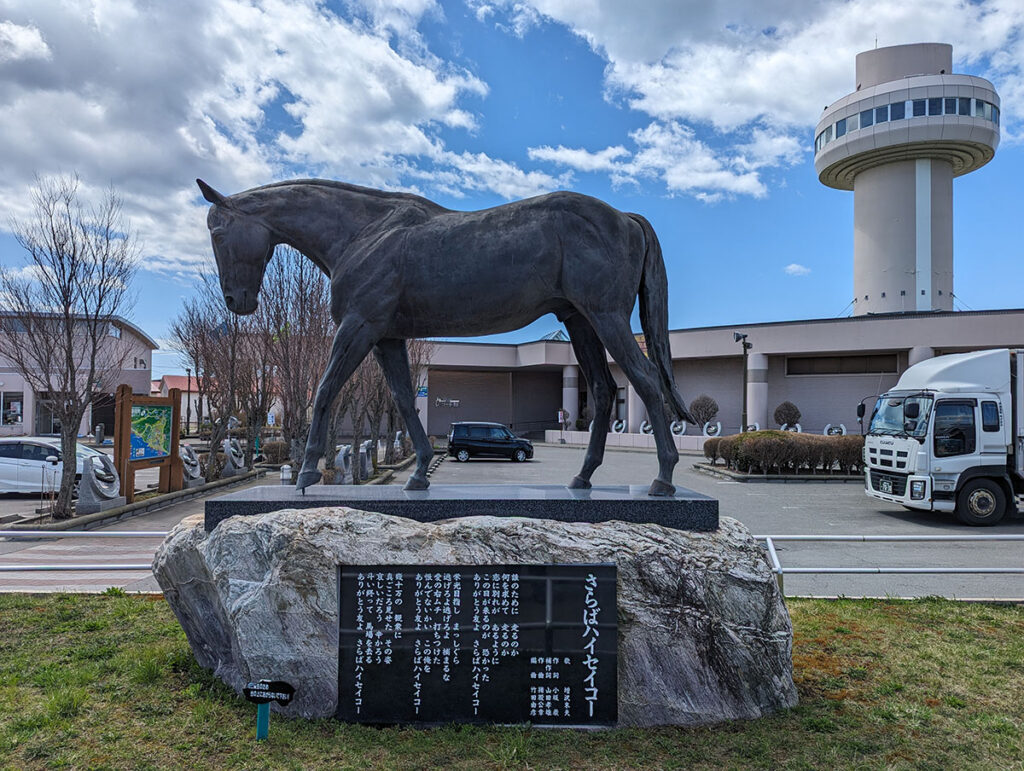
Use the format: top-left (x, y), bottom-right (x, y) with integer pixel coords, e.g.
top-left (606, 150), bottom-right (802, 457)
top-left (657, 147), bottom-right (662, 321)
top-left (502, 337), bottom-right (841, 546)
top-left (430, 308), bottom-right (1024, 353)
top-left (427, 337), bottom-right (570, 349)
top-left (116, 317), bottom-right (159, 350)
top-left (666, 307), bottom-right (1024, 336)
top-left (0, 310), bottom-right (158, 350)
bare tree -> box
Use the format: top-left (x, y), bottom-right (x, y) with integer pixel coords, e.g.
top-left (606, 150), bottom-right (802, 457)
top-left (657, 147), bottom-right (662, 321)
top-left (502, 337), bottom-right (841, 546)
top-left (0, 175), bottom-right (139, 518)
top-left (262, 247), bottom-right (332, 476)
top-left (359, 355), bottom-right (391, 476)
top-left (235, 299), bottom-right (275, 466)
top-left (356, 337), bottom-right (436, 471)
top-left (171, 303), bottom-right (209, 432)
top-left (169, 276), bottom-right (244, 480)
top-left (406, 337), bottom-right (436, 436)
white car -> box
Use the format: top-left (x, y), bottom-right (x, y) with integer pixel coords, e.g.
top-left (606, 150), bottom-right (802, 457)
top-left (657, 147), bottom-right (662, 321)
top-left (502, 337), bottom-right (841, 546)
top-left (0, 437), bottom-right (111, 494)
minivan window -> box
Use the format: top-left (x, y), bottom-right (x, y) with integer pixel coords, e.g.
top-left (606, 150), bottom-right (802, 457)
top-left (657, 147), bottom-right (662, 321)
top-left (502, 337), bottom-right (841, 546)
top-left (468, 426), bottom-right (490, 439)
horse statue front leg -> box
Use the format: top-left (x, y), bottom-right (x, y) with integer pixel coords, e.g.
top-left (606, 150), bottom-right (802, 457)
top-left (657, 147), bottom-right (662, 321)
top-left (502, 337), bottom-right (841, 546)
top-left (297, 318), bottom-right (377, 491)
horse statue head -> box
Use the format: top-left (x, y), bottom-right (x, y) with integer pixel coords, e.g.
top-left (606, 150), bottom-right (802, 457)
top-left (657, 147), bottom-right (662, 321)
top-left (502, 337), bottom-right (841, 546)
top-left (196, 179), bottom-right (274, 315)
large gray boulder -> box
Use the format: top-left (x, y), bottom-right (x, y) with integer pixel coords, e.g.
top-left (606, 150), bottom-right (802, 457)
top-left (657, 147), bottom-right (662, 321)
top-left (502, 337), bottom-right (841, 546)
top-left (153, 509), bottom-right (796, 726)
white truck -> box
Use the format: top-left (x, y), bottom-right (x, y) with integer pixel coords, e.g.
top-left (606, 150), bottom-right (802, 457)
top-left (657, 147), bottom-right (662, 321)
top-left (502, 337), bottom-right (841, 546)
top-left (860, 348), bottom-right (1024, 525)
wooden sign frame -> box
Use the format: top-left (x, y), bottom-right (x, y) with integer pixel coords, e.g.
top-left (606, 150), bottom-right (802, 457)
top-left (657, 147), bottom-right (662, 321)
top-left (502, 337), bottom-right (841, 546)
top-left (113, 383), bottom-right (184, 503)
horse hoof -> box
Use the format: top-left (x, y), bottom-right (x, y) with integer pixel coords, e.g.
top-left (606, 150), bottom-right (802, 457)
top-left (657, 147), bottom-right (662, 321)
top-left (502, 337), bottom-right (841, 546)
top-left (404, 476), bottom-right (430, 491)
top-left (647, 478), bottom-right (675, 497)
top-left (568, 476), bottom-right (592, 490)
top-left (295, 469), bottom-right (322, 490)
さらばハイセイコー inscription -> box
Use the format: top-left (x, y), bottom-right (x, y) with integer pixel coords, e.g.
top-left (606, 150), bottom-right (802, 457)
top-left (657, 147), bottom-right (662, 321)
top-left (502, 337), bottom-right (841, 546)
top-left (337, 564), bottom-right (616, 726)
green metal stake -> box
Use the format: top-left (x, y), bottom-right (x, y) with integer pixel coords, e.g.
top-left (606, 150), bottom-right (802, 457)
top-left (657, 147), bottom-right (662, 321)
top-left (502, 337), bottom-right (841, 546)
top-left (256, 702), bottom-right (270, 740)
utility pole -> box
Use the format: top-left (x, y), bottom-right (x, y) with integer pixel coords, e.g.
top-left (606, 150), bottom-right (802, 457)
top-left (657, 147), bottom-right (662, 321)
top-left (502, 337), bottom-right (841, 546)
top-left (185, 367), bottom-right (192, 436)
top-left (734, 332), bottom-right (753, 432)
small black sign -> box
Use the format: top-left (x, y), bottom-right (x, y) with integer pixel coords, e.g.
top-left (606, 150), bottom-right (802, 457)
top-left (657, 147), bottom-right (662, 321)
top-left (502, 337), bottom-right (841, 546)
top-left (243, 680), bottom-right (295, 705)
top-left (338, 564), bottom-right (617, 726)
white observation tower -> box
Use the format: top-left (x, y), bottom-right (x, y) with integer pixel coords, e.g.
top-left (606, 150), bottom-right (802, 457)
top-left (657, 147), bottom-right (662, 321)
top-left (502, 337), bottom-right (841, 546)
top-left (814, 43), bottom-right (999, 315)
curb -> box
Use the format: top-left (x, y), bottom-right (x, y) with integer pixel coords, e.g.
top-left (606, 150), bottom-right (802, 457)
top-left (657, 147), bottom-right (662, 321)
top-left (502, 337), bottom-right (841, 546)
top-left (377, 453), bottom-right (419, 473)
top-left (8, 470), bottom-right (267, 531)
top-left (693, 463), bottom-right (864, 483)
top-left (533, 441), bottom-right (704, 457)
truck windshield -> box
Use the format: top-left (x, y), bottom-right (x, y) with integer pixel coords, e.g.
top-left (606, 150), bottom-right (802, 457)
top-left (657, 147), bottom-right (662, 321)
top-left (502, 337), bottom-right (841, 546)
top-left (868, 393), bottom-right (933, 438)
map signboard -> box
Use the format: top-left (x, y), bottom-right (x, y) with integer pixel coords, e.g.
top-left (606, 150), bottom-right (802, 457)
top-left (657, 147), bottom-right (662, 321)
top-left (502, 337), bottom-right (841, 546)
top-left (114, 384), bottom-right (183, 503)
top-left (129, 404), bottom-right (173, 460)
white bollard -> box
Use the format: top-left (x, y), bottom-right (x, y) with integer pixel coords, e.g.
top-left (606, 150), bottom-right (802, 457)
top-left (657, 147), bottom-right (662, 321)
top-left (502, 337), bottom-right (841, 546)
top-left (280, 465), bottom-right (292, 485)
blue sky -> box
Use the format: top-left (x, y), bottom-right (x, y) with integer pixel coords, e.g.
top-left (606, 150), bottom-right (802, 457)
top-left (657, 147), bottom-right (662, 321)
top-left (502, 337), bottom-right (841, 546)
top-left (0, 1), bottom-right (1021, 378)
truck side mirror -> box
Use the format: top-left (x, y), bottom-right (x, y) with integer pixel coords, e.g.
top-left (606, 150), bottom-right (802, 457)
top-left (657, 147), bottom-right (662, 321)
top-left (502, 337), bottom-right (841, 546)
top-left (856, 404), bottom-right (865, 419)
top-left (905, 402), bottom-right (920, 419)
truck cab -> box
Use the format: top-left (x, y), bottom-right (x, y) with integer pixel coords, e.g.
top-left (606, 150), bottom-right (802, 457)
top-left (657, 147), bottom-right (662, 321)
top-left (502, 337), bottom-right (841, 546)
top-left (862, 349), bottom-right (1024, 525)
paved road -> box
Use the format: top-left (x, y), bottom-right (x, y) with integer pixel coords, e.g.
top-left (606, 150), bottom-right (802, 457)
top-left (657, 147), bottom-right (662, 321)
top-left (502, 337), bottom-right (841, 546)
top-left (398, 444), bottom-right (1024, 600)
top-left (2, 445), bottom-right (1022, 598)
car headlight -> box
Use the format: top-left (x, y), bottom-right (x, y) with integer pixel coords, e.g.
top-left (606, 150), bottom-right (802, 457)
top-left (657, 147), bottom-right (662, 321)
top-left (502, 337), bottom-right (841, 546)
top-left (910, 480), bottom-right (926, 500)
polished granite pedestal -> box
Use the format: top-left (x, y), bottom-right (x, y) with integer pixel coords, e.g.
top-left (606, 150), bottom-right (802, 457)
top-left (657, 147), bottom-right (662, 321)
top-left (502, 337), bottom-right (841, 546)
top-left (204, 483), bottom-right (718, 532)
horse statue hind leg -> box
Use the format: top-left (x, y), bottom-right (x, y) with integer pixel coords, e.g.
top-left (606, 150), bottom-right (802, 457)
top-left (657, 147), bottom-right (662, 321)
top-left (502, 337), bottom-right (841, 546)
top-left (587, 311), bottom-right (680, 496)
top-left (563, 314), bottom-right (618, 490)
top-left (373, 338), bottom-right (433, 490)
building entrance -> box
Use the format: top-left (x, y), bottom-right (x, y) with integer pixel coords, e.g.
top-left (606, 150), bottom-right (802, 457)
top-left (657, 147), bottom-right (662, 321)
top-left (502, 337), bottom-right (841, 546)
top-left (33, 394), bottom-right (61, 436)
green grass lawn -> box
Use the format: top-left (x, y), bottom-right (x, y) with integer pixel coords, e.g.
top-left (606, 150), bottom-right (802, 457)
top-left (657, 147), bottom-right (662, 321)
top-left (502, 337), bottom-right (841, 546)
top-left (1, 593), bottom-right (1022, 770)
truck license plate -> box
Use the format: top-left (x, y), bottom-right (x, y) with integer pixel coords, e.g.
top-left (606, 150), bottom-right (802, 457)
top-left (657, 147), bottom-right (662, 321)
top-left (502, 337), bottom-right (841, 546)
top-left (879, 479), bottom-right (892, 494)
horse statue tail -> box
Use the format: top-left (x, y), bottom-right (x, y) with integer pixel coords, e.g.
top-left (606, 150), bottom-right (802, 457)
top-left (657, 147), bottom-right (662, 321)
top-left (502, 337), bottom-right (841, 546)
top-left (630, 213), bottom-right (694, 425)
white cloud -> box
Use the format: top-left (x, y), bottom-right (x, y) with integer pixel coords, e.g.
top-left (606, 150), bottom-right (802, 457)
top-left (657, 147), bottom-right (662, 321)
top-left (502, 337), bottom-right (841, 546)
top-left (418, 150), bottom-right (571, 199)
top-left (475, 0), bottom-right (1024, 197)
top-left (0, 21), bottom-right (51, 63)
top-left (785, 263), bottom-right (811, 276)
top-left (526, 124), bottom-right (769, 200)
top-left (527, 144), bottom-right (629, 172)
top-left (0, 0), bottom-right (544, 275)
top-left (477, 0), bottom-right (1024, 126)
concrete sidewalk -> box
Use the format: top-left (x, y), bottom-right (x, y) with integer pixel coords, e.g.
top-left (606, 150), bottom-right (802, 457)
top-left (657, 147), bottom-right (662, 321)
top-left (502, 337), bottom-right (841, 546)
top-left (0, 475), bottom-right (276, 593)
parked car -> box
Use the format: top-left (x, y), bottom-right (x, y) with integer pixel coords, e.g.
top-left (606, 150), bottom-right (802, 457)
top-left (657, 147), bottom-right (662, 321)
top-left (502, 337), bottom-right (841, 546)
top-left (0, 437), bottom-right (111, 495)
top-left (447, 422), bottom-right (534, 463)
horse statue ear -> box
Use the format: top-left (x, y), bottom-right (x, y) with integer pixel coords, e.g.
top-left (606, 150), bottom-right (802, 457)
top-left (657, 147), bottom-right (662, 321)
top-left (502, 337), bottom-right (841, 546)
top-left (196, 178), bottom-right (229, 207)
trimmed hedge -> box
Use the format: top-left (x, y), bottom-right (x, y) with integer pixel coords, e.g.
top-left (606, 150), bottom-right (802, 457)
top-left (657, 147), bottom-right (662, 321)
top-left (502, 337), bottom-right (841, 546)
top-left (704, 430), bottom-right (863, 475)
top-left (262, 440), bottom-right (290, 464)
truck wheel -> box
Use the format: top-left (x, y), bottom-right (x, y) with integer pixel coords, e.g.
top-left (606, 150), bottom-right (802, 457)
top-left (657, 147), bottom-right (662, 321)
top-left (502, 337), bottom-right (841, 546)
top-left (456, 449), bottom-right (470, 463)
top-left (955, 479), bottom-right (1006, 526)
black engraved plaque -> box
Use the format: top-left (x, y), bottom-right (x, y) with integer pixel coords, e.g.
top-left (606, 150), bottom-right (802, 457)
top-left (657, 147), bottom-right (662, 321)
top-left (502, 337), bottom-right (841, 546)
top-left (337, 564), bottom-right (617, 726)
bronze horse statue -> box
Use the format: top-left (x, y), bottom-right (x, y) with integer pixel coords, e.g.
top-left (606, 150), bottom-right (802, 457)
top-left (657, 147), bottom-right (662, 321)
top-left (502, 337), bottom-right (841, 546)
top-left (196, 178), bottom-right (692, 495)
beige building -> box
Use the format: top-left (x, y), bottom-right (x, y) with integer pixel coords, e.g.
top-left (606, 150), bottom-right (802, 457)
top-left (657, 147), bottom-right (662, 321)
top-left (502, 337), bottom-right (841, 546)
top-left (0, 314), bottom-right (156, 438)
top-left (415, 309), bottom-right (1024, 449)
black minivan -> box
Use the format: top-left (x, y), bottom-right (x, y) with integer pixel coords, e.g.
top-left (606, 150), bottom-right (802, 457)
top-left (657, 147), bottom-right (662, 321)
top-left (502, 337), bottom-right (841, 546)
top-left (447, 422), bottom-right (534, 463)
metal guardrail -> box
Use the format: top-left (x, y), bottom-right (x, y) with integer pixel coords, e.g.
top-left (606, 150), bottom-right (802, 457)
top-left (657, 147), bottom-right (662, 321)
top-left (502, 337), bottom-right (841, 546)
top-left (756, 534), bottom-right (1024, 591)
top-left (1, 531), bottom-right (169, 538)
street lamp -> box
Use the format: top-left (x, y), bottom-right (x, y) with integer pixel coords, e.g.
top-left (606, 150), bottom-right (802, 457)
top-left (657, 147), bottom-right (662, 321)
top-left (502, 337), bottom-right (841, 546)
top-left (185, 367), bottom-right (192, 436)
top-left (734, 332), bottom-right (753, 432)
